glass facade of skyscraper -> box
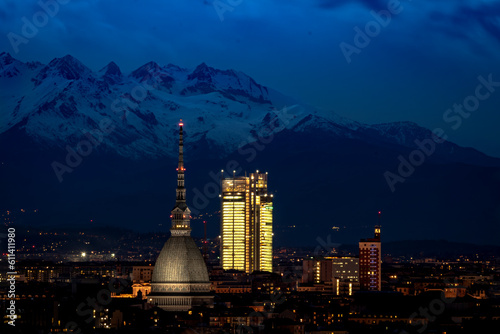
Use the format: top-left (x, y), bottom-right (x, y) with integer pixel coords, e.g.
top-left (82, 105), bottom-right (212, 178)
top-left (221, 171), bottom-right (273, 273)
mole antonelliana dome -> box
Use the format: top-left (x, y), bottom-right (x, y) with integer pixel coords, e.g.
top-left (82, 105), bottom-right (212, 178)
top-left (152, 236), bottom-right (209, 283)
top-left (148, 120), bottom-right (213, 311)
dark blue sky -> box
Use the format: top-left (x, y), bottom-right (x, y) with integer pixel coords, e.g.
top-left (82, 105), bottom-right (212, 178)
top-left (1, 0), bottom-right (499, 156)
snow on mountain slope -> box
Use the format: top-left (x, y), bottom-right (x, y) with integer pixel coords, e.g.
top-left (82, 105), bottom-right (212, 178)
top-left (0, 53), bottom-right (318, 158)
top-left (0, 53), bottom-right (496, 165)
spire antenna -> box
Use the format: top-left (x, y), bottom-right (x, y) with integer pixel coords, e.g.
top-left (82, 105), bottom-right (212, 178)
top-left (171, 120), bottom-right (191, 235)
top-left (176, 119), bottom-right (185, 203)
top-left (375, 211), bottom-right (381, 241)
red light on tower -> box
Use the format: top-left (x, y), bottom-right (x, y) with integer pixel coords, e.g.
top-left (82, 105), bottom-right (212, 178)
top-left (179, 119), bottom-right (184, 127)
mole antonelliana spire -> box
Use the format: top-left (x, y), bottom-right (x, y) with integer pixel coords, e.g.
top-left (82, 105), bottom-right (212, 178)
top-left (149, 120), bottom-right (213, 311)
top-left (171, 119), bottom-right (191, 234)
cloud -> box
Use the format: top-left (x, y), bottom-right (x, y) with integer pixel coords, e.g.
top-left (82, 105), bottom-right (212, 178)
top-left (457, 2), bottom-right (500, 42)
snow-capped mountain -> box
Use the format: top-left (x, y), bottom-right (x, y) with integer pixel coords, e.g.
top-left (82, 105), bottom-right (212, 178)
top-left (3, 52), bottom-right (491, 164)
top-left (1, 53), bottom-right (500, 245)
top-left (0, 52), bottom-right (307, 158)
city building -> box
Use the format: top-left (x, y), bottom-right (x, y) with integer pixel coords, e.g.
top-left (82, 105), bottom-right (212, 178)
top-left (132, 283), bottom-right (151, 299)
top-left (359, 226), bottom-right (382, 291)
top-left (149, 120), bottom-right (213, 311)
top-left (220, 171), bottom-right (273, 273)
top-left (302, 256), bottom-right (359, 295)
top-left (132, 266), bottom-right (154, 283)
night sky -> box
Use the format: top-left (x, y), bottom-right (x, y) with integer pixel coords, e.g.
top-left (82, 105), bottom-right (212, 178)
top-left (1, 0), bottom-right (499, 157)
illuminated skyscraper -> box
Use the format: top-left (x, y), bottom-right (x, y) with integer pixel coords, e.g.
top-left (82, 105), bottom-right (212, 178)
top-left (220, 171), bottom-right (273, 273)
top-left (359, 225), bottom-right (382, 291)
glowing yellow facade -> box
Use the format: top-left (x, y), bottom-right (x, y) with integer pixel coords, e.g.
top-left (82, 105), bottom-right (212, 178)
top-left (258, 201), bottom-right (273, 272)
top-left (221, 171), bottom-right (273, 273)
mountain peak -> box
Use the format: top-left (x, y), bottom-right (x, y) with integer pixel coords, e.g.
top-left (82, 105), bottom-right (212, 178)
top-left (99, 61), bottom-right (122, 79)
top-left (104, 61), bottom-right (121, 74)
top-left (188, 62), bottom-right (216, 81)
top-left (0, 52), bottom-right (24, 77)
top-left (60, 54), bottom-right (76, 61)
top-left (43, 54), bottom-right (92, 80)
top-left (56, 54), bottom-right (87, 68)
top-left (130, 61), bottom-right (163, 80)
top-left (195, 62), bottom-right (209, 69)
top-left (0, 52), bottom-right (14, 64)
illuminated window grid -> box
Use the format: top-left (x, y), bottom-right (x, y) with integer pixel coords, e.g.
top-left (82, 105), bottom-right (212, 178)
top-left (259, 204), bottom-right (273, 272)
top-left (222, 196), bottom-right (246, 271)
top-left (221, 172), bottom-right (273, 274)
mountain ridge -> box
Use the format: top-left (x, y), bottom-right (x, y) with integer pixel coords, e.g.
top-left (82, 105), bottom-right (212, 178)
top-left (1, 52), bottom-right (498, 166)
top-left (1, 53), bottom-right (499, 246)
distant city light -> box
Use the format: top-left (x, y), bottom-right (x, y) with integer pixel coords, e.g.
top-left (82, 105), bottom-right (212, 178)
top-left (81, 252), bottom-right (86, 257)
